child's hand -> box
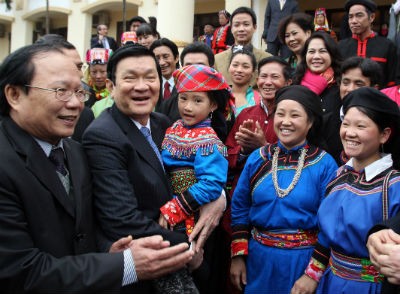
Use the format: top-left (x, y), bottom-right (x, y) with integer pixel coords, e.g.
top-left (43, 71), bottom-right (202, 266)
top-left (158, 214), bottom-right (170, 229)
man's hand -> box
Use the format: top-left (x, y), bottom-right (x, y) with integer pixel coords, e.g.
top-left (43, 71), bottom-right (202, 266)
top-left (235, 120), bottom-right (267, 154)
top-left (367, 229), bottom-right (400, 284)
top-left (109, 235), bottom-right (133, 253)
top-left (189, 190), bottom-right (226, 251)
top-left (130, 235), bottom-right (194, 280)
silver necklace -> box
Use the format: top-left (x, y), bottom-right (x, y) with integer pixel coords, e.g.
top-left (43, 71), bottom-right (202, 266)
top-left (271, 146), bottom-right (307, 198)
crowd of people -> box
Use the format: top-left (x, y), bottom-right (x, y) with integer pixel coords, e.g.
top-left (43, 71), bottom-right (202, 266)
top-left (2, 0), bottom-right (400, 293)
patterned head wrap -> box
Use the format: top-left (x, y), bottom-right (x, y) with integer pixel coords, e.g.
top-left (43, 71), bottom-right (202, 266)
top-left (218, 10), bottom-right (231, 20)
top-left (86, 48), bottom-right (112, 65)
top-left (173, 64), bottom-right (232, 96)
top-left (121, 31), bottom-right (138, 45)
top-left (314, 8), bottom-right (329, 32)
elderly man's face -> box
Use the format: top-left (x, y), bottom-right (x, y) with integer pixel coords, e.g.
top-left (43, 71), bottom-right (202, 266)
top-left (10, 52), bottom-right (83, 144)
top-left (111, 56), bottom-right (160, 125)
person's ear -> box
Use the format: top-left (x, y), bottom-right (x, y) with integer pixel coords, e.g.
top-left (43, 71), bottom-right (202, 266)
top-left (380, 127), bottom-right (392, 145)
top-left (106, 79), bottom-right (114, 92)
top-left (370, 13), bottom-right (376, 24)
top-left (4, 85), bottom-right (23, 111)
top-left (210, 101), bottom-right (218, 113)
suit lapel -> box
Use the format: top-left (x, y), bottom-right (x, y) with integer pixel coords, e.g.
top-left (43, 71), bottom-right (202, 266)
top-left (110, 105), bottom-right (166, 179)
top-left (64, 139), bottom-right (83, 223)
top-left (2, 118), bottom-right (75, 217)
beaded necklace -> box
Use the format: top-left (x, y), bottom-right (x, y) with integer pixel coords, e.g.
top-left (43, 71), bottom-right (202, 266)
top-left (271, 146), bottom-right (308, 198)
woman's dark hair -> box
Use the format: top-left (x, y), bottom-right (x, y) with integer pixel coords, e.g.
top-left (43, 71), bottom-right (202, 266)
top-left (207, 90), bottom-right (231, 142)
top-left (293, 31), bottom-right (342, 85)
top-left (278, 12), bottom-right (314, 44)
top-left (303, 105), bottom-right (325, 149)
top-left (345, 106), bottom-right (400, 169)
top-left (136, 22), bottom-right (160, 39)
top-left (228, 49), bottom-right (257, 72)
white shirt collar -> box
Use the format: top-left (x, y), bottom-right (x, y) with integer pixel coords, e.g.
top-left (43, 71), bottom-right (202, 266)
top-left (260, 99), bottom-right (269, 116)
top-left (34, 137), bottom-right (64, 157)
top-left (345, 153), bottom-right (393, 181)
top-left (131, 118), bottom-right (151, 132)
top-left (162, 77), bottom-right (175, 88)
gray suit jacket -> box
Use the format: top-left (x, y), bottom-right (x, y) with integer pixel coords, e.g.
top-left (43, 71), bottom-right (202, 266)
top-left (263, 0), bottom-right (299, 42)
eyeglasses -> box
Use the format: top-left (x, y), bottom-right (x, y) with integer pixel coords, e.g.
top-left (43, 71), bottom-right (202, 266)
top-left (24, 85), bottom-right (90, 102)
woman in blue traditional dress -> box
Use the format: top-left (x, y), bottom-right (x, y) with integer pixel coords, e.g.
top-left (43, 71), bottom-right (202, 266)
top-left (230, 85), bottom-right (338, 293)
top-left (294, 87), bottom-right (400, 294)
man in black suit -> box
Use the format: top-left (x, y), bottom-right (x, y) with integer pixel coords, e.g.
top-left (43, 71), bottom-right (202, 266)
top-left (0, 43), bottom-right (193, 293)
top-left (91, 24), bottom-right (118, 51)
top-left (82, 44), bottom-right (226, 293)
top-left (262, 0), bottom-right (299, 58)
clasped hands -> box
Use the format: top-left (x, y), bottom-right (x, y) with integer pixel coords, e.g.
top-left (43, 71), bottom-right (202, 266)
top-left (235, 119), bottom-right (267, 155)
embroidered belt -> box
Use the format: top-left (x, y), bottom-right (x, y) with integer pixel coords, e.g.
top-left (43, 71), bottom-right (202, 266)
top-left (169, 167), bottom-right (196, 194)
top-left (169, 168), bottom-right (197, 235)
top-left (251, 227), bottom-right (318, 249)
top-left (330, 250), bottom-right (383, 283)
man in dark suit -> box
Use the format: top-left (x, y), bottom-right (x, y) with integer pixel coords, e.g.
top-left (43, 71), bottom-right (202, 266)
top-left (82, 44), bottom-right (226, 293)
top-left (262, 0), bottom-right (299, 58)
top-left (91, 24), bottom-right (118, 51)
top-left (0, 43), bottom-right (194, 293)
top-left (158, 41), bottom-right (215, 123)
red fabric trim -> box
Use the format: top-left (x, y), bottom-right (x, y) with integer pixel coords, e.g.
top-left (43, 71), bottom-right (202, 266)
top-left (370, 57), bottom-right (387, 63)
top-left (160, 198), bottom-right (189, 226)
top-left (231, 238), bottom-right (248, 257)
top-left (305, 258), bottom-right (326, 282)
top-left (353, 32), bottom-right (375, 59)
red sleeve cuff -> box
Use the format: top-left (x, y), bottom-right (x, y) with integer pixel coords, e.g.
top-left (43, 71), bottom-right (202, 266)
top-left (160, 198), bottom-right (189, 226)
top-left (231, 238), bottom-right (248, 257)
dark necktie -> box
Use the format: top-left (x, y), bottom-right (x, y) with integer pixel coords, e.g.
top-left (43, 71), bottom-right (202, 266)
top-left (164, 81), bottom-right (171, 100)
top-left (49, 147), bottom-right (67, 176)
top-left (140, 126), bottom-right (164, 168)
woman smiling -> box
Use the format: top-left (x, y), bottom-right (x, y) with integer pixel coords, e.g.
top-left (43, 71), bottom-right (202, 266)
top-left (230, 85), bottom-right (337, 293)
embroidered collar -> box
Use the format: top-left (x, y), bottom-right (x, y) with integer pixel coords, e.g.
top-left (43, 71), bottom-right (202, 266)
top-left (162, 119), bottom-right (226, 158)
top-left (277, 140), bottom-right (308, 154)
top-left (345, 153), bottom-right (393, 181)
top-left (352, 31), bottom-right (376, 41)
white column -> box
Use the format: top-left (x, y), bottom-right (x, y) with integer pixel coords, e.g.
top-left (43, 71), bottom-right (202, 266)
top-left (138, 0), bottom-right (158, 20)
top-left (225, 0), bottom-right (251, 13)
top-left (157, 0), bottom-right (194, 47)
top-left (67, 3), bottom-right (92, 62)
top-left (10, 10), bottom-right (33, 52)
top-left (253, 0), bottom-right (268, 49)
